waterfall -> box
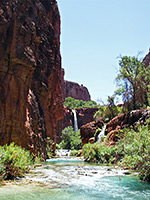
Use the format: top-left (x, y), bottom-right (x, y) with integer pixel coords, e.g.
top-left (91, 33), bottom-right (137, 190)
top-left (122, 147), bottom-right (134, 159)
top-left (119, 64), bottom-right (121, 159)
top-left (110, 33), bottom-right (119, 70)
top-left (97, 125), bottom-right (106, 142)
top-left (56, 149), bottom-right (71, 157)
top-left (72, 109), bottom-right (78, 132)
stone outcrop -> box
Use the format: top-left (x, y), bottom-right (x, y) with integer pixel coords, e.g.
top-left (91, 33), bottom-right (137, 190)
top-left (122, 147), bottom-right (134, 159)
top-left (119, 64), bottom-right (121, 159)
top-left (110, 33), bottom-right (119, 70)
top-left (106, 109), bottom-right (150, 132)
top-left (63, 107), bottom-right (73, 129)
top-left (80, 121), bottom-right (104, 145)
top-left (106, 109), bottom-right (150, 145)
top-left (61, 68), bottom-right (91, 101)
top-left (0, 0), bottom-right (64, 159)
top-left (76, 107), bottom-right (98, 128)
top-left (80, 109), bottom-right (150, 145)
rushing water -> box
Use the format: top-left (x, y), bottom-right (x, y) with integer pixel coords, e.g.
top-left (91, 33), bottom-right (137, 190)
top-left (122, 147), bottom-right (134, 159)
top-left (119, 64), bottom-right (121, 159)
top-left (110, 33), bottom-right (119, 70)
top-left (72, 109), bottom-right (78, 132)
top-left (97, 125), bottom-right (106, 142)
top-left (0, 158), bottom-right (150, 200)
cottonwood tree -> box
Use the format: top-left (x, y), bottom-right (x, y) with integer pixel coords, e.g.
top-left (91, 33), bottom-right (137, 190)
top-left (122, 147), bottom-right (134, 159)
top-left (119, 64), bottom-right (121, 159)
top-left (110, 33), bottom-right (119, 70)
top-left (115, 56), bottom-right (150, 111)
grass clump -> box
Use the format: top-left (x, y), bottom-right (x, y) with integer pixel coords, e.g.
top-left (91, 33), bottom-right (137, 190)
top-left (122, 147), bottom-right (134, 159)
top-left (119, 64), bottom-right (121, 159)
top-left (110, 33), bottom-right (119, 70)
top-left (0, 143), bottom-right (34, 181)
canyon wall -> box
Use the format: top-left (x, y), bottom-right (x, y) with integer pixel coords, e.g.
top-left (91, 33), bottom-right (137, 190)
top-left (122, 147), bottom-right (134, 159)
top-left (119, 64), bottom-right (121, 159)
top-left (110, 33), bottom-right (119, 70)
top-left (61, 68), bottom-right (91, 101)
top-left (0, 0), bottom-right (64, 159)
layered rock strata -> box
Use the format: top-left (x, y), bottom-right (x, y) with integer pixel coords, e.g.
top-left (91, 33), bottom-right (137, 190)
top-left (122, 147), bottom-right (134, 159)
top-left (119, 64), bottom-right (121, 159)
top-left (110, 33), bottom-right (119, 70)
top-left (61, 68), bottom-right (91, 101)
top-left (0, 0), bottom-right (63, 159)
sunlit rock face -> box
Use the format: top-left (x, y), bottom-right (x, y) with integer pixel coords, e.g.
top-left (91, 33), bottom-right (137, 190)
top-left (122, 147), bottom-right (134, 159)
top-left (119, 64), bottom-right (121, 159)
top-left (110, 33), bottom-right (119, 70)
top-left (106, 109), bottom-right (150, 145)
top-left (61, 68), bottom-right (91, 101)
top-left (0, 0), bottom-right (64, 159)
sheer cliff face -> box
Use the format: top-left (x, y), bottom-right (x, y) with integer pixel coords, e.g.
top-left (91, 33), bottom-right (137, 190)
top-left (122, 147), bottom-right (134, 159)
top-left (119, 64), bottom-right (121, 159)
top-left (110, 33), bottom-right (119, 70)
top-left (64, 80), bottom-right (91, 101)
top-left (0, 0), bottom-right (63, 159)
top-left (61, 68), bottom-right (91, 101)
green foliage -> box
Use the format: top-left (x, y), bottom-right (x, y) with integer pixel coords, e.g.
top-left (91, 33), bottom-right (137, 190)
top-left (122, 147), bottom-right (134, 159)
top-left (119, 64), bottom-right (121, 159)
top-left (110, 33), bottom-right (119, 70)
top-left (115, 55), bottom-right (150, 110)
top-left (58, 126), bottom-right (82, 150)
top-left (94, 96), bottom-right (122, 122)
top-left (94, 128), bottom-right (101, 141)
top-left (117, 124), bottom-right (150, 182)
top-left (70, 149), bottom-right (80, 156)
top-left (82, 142), bottom-right (117, 164)
top-left (46, 137), bottom-right (54, 158)
top-left (82, 122), bottom-right (150, 182)
top-left (64, 97), bottom-right (97, 109)
top-left (0, 143), bottom-right (34, 181)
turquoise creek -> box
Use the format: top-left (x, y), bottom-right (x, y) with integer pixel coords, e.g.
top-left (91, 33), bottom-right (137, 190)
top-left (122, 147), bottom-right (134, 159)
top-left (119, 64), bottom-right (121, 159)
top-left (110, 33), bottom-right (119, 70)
top-left (0, 158), bottom-right (150, 200)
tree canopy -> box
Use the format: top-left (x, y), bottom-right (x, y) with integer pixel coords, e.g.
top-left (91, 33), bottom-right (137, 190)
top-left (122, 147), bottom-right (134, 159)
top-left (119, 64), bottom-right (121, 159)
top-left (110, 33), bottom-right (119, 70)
top-left (115, 55), bottom-right (150, 111)
top-left (64, 97), bottom-right (97, 109)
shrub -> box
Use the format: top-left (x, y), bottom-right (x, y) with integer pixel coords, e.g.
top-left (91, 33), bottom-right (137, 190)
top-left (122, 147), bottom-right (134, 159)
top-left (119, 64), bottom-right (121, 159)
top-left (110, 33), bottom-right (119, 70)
top-left (82, 142), bottom-right (117, 164)
top-left (58, 126), bottom-right (82, 150)
top-left (0, 143), bottom-right (34, 181)
top-left (82, 122), bottom-right (150, 182)
top-left (64, 97), bottom-right (97, 109)
top-left (70, 150), bottom-right (80, 156)
top-left (46, 137), bottom-right (54, 158)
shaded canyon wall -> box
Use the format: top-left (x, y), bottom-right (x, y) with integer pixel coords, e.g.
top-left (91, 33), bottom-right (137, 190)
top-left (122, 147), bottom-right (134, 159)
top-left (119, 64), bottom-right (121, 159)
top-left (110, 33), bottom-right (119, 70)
top-left (0, 0), bottom-right (64, 159)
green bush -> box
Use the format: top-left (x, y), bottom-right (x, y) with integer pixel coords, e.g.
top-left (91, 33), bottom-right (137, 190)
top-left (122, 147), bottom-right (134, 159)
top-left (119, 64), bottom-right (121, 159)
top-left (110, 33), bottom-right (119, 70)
top-left (82, 122), bottom-right (150, 182)
top-left (70, 150), bottom-right (81, 156)
top-left (82, 142), bottom-right (117, 164)
top-left (0, 143), bottom-right (34, 181)
top-left (46, 137), bottom-right (54, 158)
top-left (57, 126), bottom-right (82, 150)
top-left (64, 97), bottom-right (97, 109)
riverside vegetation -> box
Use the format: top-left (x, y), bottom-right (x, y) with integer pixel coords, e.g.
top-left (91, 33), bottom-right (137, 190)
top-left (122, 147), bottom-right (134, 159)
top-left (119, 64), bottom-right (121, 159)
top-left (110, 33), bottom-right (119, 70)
top-left (82, 121), bottom-right (150, 182)
top-left (0, 143), bottom-right (34, 182)
top-left (61, 55), bottom-right (150, 183)
top-left (56, 126), bottom-right (82, 156)
top-left (0, 55), bottom-right (150, 183)
top-left (58, 121), bottom-right (150, 182)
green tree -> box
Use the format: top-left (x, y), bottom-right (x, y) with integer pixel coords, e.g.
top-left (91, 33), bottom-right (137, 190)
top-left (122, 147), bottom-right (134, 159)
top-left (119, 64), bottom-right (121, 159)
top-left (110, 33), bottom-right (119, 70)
top-left (94, 96), bottom-right (121, 122)
top-left (64, 97), bottom-right (97, 109)
top-left (115, 55), bottom-right (150, 110)
top-left (58, 126), bottom-right (82, 150)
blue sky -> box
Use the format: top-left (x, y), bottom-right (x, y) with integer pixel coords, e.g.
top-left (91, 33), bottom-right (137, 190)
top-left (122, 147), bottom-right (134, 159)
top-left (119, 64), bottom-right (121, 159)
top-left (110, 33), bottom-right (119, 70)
top-left (57, 0), bottom-right (150, 103)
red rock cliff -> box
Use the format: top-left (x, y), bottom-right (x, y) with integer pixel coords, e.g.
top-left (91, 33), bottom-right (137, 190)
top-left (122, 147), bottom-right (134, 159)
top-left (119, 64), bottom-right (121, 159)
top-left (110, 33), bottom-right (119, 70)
top-left (0, 0), bottom-right (64, 159)
top-left (61, 68), bottom-right (91, 101)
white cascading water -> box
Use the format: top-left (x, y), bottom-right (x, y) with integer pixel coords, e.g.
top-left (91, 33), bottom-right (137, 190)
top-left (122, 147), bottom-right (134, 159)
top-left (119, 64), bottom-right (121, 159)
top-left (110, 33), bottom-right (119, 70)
top-left (97, 125), bottom-right (106, 142)
top-left (72, 109), bottom-right (78, 132)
